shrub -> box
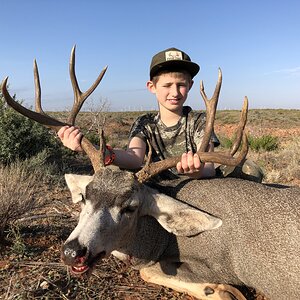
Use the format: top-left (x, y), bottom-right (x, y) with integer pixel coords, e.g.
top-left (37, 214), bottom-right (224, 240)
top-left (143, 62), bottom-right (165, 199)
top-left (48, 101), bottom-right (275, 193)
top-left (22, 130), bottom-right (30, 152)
top-left (218, 133), bottom-right (279, 153)
top-left (248, 135), bottom-right (279, 152)
top-left (84, 130), bottom-right (101, 146)
top-left (23, 148), bottom-right (70, 185)
top-left (0, 94), bottom-right (61, 164)
top-left (218, 135), bottom-right (233, 149)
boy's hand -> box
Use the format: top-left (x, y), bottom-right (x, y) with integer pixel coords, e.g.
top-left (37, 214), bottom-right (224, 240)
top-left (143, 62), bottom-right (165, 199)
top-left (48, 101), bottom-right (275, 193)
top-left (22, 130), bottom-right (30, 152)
top-left (176, 151), bottom-right (202, 174)
top-left (57, 126), bottom-right (83, 152)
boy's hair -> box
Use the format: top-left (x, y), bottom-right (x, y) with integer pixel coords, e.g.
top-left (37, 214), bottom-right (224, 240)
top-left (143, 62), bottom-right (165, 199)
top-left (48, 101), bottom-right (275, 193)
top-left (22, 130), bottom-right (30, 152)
top-left (151, 69), bottom-right (192, 86)
top-left (150, 47), bottom-right (200, 80)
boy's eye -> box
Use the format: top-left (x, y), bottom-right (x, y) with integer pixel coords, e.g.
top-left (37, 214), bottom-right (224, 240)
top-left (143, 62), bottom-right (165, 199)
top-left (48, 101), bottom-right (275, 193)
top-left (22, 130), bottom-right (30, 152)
top-left (178, 83), bottom-right (187, 87)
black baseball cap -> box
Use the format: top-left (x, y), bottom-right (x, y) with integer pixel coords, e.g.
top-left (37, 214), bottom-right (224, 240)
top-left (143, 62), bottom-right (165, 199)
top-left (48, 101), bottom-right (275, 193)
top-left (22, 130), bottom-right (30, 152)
top-left (149, 47), bottom-right (200, 79)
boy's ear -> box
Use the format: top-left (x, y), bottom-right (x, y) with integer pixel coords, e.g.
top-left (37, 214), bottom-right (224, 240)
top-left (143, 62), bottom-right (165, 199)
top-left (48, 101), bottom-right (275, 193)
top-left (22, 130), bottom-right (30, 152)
top-left (189, 80), bottom-right (194, 90)
top-left (146, 80), bottom-right (156, 93)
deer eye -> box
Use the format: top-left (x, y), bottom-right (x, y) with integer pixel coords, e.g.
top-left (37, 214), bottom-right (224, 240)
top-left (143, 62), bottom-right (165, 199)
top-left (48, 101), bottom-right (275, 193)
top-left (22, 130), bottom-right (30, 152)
top-left (121, 206), bottom-right (136, 215)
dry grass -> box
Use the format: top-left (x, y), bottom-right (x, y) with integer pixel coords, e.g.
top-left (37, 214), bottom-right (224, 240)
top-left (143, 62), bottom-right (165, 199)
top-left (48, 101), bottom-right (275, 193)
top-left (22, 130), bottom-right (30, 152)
top-left (255, 137), bottom-right (300, 185)
top-left (0, 162), bottom-right (47, 237)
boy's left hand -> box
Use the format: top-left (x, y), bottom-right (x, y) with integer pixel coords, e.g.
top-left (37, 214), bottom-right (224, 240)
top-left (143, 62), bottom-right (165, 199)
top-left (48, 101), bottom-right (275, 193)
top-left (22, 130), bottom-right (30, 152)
top-left (57, 125), bottom-right (83, 152)
top-left (176, 151), bottom-right (202, 174)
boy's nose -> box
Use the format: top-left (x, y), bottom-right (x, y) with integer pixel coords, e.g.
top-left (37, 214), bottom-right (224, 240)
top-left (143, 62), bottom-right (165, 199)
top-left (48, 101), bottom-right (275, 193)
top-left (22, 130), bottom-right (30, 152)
top-left (170, 86), bottom-right (180, 97)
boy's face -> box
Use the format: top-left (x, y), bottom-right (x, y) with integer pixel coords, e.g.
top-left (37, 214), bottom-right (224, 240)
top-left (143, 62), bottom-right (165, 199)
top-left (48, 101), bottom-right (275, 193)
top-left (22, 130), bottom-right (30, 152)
top-left (147, 72), bottom-right (193, 115)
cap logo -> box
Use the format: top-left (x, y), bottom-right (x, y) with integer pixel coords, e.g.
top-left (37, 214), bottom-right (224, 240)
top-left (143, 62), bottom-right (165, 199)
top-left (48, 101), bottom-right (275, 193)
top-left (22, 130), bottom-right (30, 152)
top-left (165, 50), bottom-right (183, 61)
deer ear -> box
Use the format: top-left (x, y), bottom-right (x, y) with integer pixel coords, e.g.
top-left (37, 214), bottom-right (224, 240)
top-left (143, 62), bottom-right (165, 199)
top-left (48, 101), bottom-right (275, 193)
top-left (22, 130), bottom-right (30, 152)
top-left (147, 192), bottom-right (222, 236)
top-left (65, 174), bottom-right (94, 203)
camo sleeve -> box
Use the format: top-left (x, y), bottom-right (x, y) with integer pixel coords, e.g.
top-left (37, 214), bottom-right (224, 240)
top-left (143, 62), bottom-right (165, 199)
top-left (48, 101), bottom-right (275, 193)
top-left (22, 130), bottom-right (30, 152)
top-left (128, 113), bottom-right (155, 142)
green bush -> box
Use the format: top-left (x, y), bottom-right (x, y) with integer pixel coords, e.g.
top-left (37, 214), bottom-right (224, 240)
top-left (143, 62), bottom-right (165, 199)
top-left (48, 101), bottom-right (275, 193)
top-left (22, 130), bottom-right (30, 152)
top-left (218, 133), bottom-right (279, 153)
top-left (84, 130), bottom-right (111, 147)
top-left (0, 94), bottom-right (61, 164)
top-left (218, 135), bottom-right (233, 149)
top-left (248, 135), bottom-right (279, 152)
top-left (84, 131), bottom-right (101, 146)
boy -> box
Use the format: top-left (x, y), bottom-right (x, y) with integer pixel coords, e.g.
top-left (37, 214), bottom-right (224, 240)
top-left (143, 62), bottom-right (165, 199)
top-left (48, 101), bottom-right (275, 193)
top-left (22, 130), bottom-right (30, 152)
top-left (58, 47), bottom-right (217, 179)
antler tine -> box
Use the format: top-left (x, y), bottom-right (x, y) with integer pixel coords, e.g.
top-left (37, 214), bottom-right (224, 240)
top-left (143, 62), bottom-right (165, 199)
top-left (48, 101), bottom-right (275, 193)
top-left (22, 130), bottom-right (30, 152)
top-left (1, 77), bottom-right (64, 130)
top-left (199, 68), bottom-right (222, 152)
top-left (33, 59), bottom-right (44, 114)
top-left (144, 139), bottom-right (153, 168)
top-left (98, 128), bottom-right (106, 167)
top-left (68, 45), bottom-right (108, 125)
top-left (230, 97), bottom-right (248, 156)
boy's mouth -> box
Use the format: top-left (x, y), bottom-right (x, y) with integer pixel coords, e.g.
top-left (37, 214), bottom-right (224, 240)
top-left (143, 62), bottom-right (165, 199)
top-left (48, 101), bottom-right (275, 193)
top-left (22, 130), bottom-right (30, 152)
top-left (167, 99), bottom-right (181, 104)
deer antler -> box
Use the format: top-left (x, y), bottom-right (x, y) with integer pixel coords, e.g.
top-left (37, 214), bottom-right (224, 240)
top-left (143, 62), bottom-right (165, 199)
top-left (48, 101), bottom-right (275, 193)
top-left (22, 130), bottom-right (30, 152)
top-left (135, 69), bottom-right (249, 183)
top-left (1, 46), bottom-right (108, 172)
top-left (68, 45), bottom-right (107, 125)
top-left (198, 68), bottom-right (222, 152)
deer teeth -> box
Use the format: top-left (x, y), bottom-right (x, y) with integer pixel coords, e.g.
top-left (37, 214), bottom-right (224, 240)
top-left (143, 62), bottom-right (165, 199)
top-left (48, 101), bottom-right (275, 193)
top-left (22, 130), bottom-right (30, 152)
top-left (71, 265), bottom-right (89, 274)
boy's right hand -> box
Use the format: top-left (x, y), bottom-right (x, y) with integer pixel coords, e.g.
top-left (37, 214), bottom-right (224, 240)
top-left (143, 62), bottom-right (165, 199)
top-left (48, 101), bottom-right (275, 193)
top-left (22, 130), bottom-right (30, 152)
top-left (176, 151), bottom-right (202, 175)
top-left (57, 126), bottom-right (83, 152)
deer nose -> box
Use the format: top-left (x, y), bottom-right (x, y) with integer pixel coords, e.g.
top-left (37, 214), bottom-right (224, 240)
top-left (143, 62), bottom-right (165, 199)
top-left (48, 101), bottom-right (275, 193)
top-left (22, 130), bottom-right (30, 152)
top-left (61, 239), bottom-right (88, 265)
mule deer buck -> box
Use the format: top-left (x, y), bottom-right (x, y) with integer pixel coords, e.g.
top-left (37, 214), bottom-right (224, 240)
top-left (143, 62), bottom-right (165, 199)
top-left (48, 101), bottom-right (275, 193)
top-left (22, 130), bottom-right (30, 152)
top-left (2, 46), bottom-right (300, 300)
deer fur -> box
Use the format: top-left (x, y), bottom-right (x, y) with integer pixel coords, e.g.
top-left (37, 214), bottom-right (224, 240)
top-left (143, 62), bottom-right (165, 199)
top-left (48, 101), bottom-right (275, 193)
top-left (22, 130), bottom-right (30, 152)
top-left (62, 166), bottom-right (300, 300)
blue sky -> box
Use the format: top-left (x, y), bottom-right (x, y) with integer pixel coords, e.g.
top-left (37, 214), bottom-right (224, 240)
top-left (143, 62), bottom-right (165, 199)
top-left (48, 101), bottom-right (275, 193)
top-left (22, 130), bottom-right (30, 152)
top-left (1, 0), bottom-right (300, 111)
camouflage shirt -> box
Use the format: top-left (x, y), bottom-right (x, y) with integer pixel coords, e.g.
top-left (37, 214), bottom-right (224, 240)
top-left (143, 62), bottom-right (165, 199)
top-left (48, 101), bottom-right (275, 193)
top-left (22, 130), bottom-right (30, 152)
top-left (128, 106), bottom-right (219, 178)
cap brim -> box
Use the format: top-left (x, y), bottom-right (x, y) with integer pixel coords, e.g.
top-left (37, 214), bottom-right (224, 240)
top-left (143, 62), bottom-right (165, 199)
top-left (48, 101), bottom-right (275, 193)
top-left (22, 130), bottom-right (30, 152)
top-left (150, 60), bottom-right (200, 79)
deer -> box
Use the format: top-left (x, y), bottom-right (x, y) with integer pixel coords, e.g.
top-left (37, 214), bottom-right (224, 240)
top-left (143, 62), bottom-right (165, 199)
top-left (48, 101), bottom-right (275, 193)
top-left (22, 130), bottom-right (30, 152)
top-left (1, 46), bottom-right (300, 300)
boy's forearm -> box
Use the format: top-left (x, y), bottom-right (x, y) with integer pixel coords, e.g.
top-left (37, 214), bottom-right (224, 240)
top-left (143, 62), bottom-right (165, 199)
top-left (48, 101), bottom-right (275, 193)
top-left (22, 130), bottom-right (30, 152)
top-left (113, 149), bottom-right (144, 169)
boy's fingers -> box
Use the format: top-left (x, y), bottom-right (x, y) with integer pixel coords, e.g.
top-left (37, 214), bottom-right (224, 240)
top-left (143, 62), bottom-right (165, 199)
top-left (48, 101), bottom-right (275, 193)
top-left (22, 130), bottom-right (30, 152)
top-left (178, 152), bottom-right (203, 174)
top-left (187, 151), bottom-right (195, 171)
top-left (181, 153), bottom-right (189, 173)
top-left (74, 132), bottom-right (83, 144)
top-left (57, 125), bottom-right (69, 138)
top-left (69, 128), bottom-right (80, 138)
top-left (193, 153), bottom-right (202, 170)
top-left (65, 126), bottom-right (76, 134)
top-left (176, 161), bottom-right (183, 173)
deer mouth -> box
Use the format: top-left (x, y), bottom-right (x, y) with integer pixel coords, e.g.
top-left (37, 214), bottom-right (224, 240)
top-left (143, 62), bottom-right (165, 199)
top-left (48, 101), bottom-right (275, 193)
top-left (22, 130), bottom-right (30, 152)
top-left (71, 264), bottom-right (89, 275)
top-left (70, 251), bottom-right (106, 276)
